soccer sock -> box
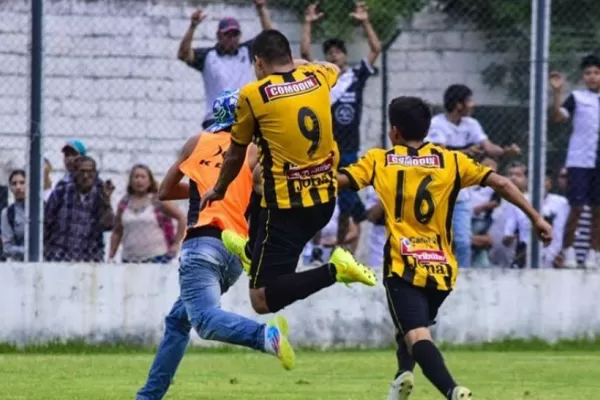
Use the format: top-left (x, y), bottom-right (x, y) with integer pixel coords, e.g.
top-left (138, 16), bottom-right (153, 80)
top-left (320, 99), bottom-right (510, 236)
top-left (411, 340), bottom-right (456, 398)
top-left (244, 192), bottom-right (262, 260)
top-left (395, 334), bottom-right (415, 377)
top-left (264, 263), bottom-right (337, 312)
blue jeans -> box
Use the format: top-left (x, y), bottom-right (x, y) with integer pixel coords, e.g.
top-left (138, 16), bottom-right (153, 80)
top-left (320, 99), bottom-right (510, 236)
top-left (136, 236), bottom-right (266, 400)
top-left (452, 200), bottom-right (472, 268)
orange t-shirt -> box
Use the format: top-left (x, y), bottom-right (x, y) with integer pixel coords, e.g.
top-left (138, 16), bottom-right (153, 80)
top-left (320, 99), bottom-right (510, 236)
top-left (178, 131), bottom-right (253, 237)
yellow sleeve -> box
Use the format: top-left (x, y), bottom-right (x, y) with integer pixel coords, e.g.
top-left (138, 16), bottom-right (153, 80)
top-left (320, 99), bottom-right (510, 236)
top-left (309, 63), bottom-right (339, 89)
top-left (230, 86), bottom-right (255, 146)
top-left (339, 150), bottom-right (377, 191)
top-left (456, 151), bottom-right (493, 188)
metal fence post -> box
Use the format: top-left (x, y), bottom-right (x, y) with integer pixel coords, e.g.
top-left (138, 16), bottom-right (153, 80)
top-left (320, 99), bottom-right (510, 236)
top-left (28, 0), bottom-right (44, 262)
top-left (380, 29), bottom-right (401, 148)
top-left (528, 0), bottom-right (551, 268)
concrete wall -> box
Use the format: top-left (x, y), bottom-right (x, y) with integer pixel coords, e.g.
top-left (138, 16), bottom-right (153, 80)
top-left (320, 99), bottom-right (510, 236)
top-left (2, 262), bottom-right (599, 347)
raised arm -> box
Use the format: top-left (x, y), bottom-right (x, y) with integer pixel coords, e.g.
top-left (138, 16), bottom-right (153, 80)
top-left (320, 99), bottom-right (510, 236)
top-left (255, 0), bottom-right (273, 30)
top-left (300, 4), bottom-right (324, 61)
top-left (351, 2), bottom-right (381, 66)
top-left (158, 134), bottom-right (200, 201)
top-left (177, 9), bottom-right (208, 64)
top-left (549, 71), bottom-right (569, 123)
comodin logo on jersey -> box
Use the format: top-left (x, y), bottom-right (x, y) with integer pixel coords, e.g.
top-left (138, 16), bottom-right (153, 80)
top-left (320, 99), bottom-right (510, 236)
top-left (387, 154), bottom-right (441, 168)
top-left (400, 238), bottom-right (447, 263)
top-left (265, 76), bottom-right (320, 100)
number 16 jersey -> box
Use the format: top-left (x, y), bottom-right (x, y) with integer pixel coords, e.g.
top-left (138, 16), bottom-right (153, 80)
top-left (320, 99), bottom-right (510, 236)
top-left (231, 63), bottom-right (340, 209)
top-left (340, 143), bottom-right (492, 291)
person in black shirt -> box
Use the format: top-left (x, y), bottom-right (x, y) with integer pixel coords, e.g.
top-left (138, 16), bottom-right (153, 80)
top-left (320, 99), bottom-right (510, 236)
top-left (300, 2), bottom-right (381, 249)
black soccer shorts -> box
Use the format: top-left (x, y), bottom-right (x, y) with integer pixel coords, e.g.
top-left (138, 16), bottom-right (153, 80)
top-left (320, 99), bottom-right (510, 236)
top-left (248, 201), bottom-right (335, 289)
top-left (384, 275), bottom-right (450, 334)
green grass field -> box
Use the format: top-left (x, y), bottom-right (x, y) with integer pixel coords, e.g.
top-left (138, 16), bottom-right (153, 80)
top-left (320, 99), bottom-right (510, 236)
top-left (1, 349), bottom-right (599, 399)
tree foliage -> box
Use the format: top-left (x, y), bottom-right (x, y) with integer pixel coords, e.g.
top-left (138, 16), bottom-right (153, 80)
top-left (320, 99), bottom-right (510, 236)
top-left (435, 0), bottom-right (600, 102)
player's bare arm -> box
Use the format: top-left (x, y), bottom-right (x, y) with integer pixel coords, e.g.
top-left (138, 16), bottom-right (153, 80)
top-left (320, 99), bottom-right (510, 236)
top-left (549, 71), bottom-right (568, 122)
top-left (481, 140), bottom-right (521, 158)
top-left (200, 141), bottom-right (248, 210)
top-left (300, 3), bottom-right (324, 61)
top-left (351, 1), bottom-right (381, 65)
top-left (177, 9), bottom-right (207, 63)
top-left (255, 0), bottom-right (273, 30)
top-left (484, 172), bottom-right (553, 245)
top-left (336, 172), bottom-right (352, 190)
top-left (366, 202), bottom-right (384, 223)
top-left (158, 134), bottom-right (200, 200)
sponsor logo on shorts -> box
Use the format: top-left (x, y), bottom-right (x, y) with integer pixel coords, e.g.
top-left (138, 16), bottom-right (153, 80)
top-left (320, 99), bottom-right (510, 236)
top-left (400, 238), bottom-right (447, 263)
top-left (387, 154), bottom-right (441, 168)
top-left (264, 76), bottom-right (320, 100)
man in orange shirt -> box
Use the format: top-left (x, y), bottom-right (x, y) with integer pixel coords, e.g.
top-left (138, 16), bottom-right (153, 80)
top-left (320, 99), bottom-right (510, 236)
top-left (135, 90), bottom-right (294, 400)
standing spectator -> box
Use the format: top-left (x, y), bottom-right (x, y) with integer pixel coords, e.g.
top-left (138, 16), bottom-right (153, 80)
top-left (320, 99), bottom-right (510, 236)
top-left (550, 55), bottom-right (600, 268)
top-left (178, 0), bottom-right (273, 129)
top-left (364, 186), bottom-right (386, 268)
top-left (300, 2), bottom-right (381, 247)
top-left (44, 156), bottom-right (115, 262)
top-left (58, 139), bottom-right (87, 185)
top-left (109, 164), bottom-right (186, 263)
top-left (502, 162), bottom-right (529, 268)
top-left (43, 158), bottom-right (53, 202)
top-left (1, 170), bottom-right (26, 261)
top-left (425, 84), bottom-right (521, 267)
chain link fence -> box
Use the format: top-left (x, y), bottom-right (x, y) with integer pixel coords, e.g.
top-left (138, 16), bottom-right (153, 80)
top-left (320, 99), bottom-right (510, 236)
top-left (0, 0), bottom-right (596, 267)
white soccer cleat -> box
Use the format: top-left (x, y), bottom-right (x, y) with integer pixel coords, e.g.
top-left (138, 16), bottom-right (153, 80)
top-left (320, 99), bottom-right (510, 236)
top-left (386, 371), bottom-right (414, 400)
top-left (450, 386), bottom-right (472, 399)
top-left (563, 247), bottom-right (578, 269)
top-left (584, 250), bottom-right (599, 269)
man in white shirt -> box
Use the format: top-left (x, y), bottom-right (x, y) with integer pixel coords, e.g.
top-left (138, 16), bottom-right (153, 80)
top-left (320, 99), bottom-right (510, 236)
top-left (425, 84), bottom-right (521, 267)
top-left (177, 0), bottom-right (273, 128)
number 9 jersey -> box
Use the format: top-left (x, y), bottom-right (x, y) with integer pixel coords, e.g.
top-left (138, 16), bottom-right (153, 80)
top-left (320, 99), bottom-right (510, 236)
top-left (231, 63), bottom-right (340, 209)
top-left (340, 143), bottom-right (493, 290)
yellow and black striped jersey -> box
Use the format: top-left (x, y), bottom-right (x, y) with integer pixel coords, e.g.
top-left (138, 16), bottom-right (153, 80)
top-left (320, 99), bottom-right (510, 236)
top-left (230, 63), bottom-right (340, 209)
top-left (340, 143), bottom-right (492, 291)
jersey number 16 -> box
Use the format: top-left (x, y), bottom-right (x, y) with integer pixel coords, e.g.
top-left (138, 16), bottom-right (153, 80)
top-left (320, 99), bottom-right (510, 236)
top-left (395, 171), bottom-right (436, 224)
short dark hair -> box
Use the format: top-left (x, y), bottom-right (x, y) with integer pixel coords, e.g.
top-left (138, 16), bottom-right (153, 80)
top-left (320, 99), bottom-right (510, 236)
top-left (506, 161), bottom-right (528, 175)
top-left (580, 54), bottom-right (600, 70)
top-left (251, 29), bottom-right (292, 65)
top-left (443, 84), bottom-right (473, 112)
top-left (545, 168), bottom-right (554, 179)
top-left (74, 155), bottom-right (96, 170)
top-left (388, 96), bottom-right (432, 142)
top-left (8, 169), bottom-right (25, 185)
top-left (323, 38), bottom-right (347, 55)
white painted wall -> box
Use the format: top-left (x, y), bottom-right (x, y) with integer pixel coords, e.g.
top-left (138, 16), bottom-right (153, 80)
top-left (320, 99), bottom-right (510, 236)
top-left (1, 263), bottom-right (599, 347)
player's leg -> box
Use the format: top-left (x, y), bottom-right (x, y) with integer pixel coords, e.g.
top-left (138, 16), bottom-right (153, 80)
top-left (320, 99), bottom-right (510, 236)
top-left (451, 200), bottom-right (472, 268)
top-left (136, 299), bottom-right (191, 400)
top-left (563, 168), bottom-right (588, 267)
top-left (246, 202), bottom-right (375, 314)
top-left (588, 167), bottom-right (600, 268)
top-left (385, 276), bottom-right (470, 399)
top-left (179, 236), bottom-right (295, 369)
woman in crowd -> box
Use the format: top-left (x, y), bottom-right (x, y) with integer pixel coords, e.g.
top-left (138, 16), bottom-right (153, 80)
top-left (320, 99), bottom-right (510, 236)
top-left (1, 170), bottom-right (26, 261)
top-left (109, 164), bottom-right (186, 263)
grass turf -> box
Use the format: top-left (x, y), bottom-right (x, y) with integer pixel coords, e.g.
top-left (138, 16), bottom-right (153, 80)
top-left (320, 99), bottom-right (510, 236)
top-left (1, 350), bottom-right (599, 399)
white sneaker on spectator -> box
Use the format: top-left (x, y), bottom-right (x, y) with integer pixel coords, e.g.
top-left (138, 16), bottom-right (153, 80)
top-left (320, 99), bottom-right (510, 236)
top-left (563, 247), bottom-right (578, 268)
top-left (584, 250), bottom-right (599, 269)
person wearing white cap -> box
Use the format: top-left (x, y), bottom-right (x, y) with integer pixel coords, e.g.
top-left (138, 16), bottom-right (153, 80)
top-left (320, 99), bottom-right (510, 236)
top-left (178, 0), bottom-right (273, 129)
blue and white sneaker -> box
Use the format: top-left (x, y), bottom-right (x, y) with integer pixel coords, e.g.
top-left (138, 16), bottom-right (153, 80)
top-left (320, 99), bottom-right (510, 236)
top-left (263, 315), bottom-right (295, 370)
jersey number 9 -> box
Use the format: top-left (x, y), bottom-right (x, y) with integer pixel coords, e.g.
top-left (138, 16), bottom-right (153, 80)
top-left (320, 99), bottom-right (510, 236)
top-left (297, 107), bottom-right (321, 158)
top-left (395, 171), bottom-right (435, 224)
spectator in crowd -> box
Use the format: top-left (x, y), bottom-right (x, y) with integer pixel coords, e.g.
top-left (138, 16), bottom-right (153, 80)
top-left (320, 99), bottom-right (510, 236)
top-left (426, 84), bottom-right (521, 267)
top-left (468, 156), bottom-right (500, 267)
top-left (178, 0), bottom-right (273, 129)
top-left (502, 162), bottom-right (529, 268)
top-left (44, 156), bottom-right (115, 262)
top-left (58, 139), bottom-right (87, 185)
top-left (364, 186), bottom-right (386, 268)
top-left (550, 54), bottom-right (600, 268)
top-left (302, 204), bottom-right (359, 265)
top-left (1, 170), bottom-right (26, 261)
top-left (554, 167), bottom-right (592, 267)
top-left (44, 158), bottom-right (53, 202)
top-left (109, 164), bottom-right (186, 263)
top-left (300, 2), bottom-right (381, 248)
